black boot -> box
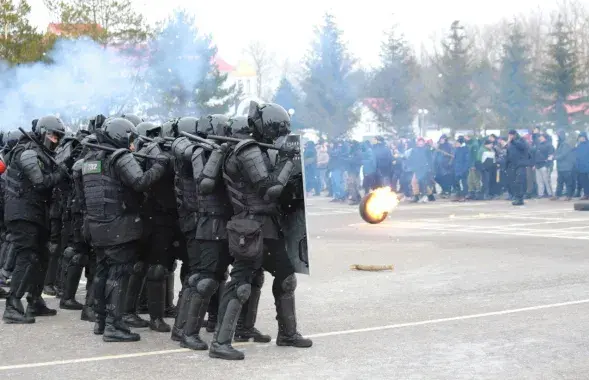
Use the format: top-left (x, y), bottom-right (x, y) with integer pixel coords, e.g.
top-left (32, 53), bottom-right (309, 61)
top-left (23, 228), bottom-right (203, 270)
top-left (43, 285), bottom-right (57, 296)
top-left (0, 287), bottom-right (7, 299)
top-left (26, 295), bottom-right (57, 317)
top-left (171, 287), bottom-right (192, 341)
top-left (103, 269), bottom-right (140, 343)
top-left (43, 242), bottom-right (59, 297)
top-left (275, 276), bottom-right (312, 348)
top-left (164, 272), bottom-right (177, 318)
top-left (235, 285), bottom-right (271, 343)
top-left (206, 279), bottom-right (225, 333)
top-left (60, 260), bottom-right (84, 310)
top-left (137, 288), bottom-right (148, 314)
top-left (209, 285), bottom-right (249, 361)
top-left (122, 265), bottom-right (148, 328)
top-left (3, 295), bottom-right (35, 324)
top-left (147, 277), bottom-right (171, 333)
top-left (181, 278), bottom-right (217, 350)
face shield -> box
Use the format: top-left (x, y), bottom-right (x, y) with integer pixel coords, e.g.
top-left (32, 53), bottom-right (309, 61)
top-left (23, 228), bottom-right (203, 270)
top-left (44, 131), bottom-right (63, 151)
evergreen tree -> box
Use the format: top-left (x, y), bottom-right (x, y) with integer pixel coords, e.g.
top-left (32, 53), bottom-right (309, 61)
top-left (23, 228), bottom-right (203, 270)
top-left (141, 10), bottom-right (241, 118)
top-left (0, 0), bottom-right (50, 65)
top-left (272, 76), bottom-right (304, 130)
top-left (539, 15), bottom-right (586, 129)
top-left (432, 21), bottom-right (478, 134)
top-left (300, 12), bottom-right (358, 138)
top-left (371, 23), bottom-right (416, 138)
top-left (472, 57), bottom-right (500, 133)
top-left (497, 21), bottom-right (536, 131)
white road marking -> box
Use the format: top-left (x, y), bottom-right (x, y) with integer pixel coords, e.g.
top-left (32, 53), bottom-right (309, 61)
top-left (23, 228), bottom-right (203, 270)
top-left (1, 298), bottom-right (588, 371)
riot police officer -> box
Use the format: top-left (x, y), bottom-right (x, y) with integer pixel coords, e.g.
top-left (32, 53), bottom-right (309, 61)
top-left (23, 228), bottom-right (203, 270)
top-left (0, 131), bottom-right (7, 299)
top-left (3, 116), bottom-right (69, 324)
top-left (0, 129), bottom-right (24, 289)
top-left (134, 122), bottom-right (185, 333)
top-left (209, 103), bottom-right (312, 360)
top-left (170, 114), bottom-right (234, 350)
top-left (82, 117), bottom-right (169, 342)
top-left (121, 113), bottom-right (143, 127)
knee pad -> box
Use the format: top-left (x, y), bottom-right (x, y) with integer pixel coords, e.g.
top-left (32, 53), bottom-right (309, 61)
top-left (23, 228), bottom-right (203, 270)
top-left (236, 284), bottom-right (251, 304)
top-left (252, 270), bottom-right (264, 288)
top-left (63, 247), bottom-right (76, 261)
top-left (72, 254), bottom-right (89, 267)
top-left (147, 264), bottom-right (168, 281)
top-left (187, 273), bottom-right (201, 288)
top-left (132, 261), bottom-right (146, 276)
top-left (281, 274), bottom-right (297, 294)
top-left (196, 278), bottom-right (218, 298)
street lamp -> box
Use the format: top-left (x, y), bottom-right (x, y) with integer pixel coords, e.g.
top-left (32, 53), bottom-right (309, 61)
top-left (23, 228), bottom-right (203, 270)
top-left (418, 109), bottom-right (429, 137)
top-left (288, 108), bottom-right (295, 116)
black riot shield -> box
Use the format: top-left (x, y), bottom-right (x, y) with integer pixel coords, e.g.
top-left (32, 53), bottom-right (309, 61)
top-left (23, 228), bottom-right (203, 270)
top-left (275, 134), bottom-right (310, 275)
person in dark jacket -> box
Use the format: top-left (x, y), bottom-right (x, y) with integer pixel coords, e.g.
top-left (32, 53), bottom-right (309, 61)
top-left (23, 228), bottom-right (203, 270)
top-left (372, 136), bottom-right (393, 187)
top-left (408, 137), bottom-right (433, 202)
top-left (303, 141), bottom-right (319, 196)
top-left (434, 135), bottom-right (454, 197)
top-left (506, 130), bottom-right (531, 205)
top-left (328, 141), bottom-right (346, 202)
top-left (346, 141), bottom-right (362, 205)
top-left (575, 132), bottom-right (589, 200)
top-left (361, 141), bottom-right (378, 193)
top-left (453, 136), bottom-right (470, 201)
top-left (552, 130), bottom-right (576, 200)
top-left (534, 133), bottom-right (555, 198)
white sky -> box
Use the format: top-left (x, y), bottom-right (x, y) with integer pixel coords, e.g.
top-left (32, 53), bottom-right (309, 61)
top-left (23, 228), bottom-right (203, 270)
top-left (27, 0), bottom-right (556, 67)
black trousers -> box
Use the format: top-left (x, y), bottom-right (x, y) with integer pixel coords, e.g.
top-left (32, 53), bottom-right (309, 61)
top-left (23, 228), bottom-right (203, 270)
top-left (509, 167), bottom-right (527, 201)
top-left (8, 220), bottom-right (50, 299)
top-left (72, 212), bottom-right (95, 287)
top-left (93, 241), bottom-right (137, 321)
top-left (556, 171), bottom-right (574, 198)
top-left (579, 173), bottom-right (589, 196)
top-left (143, 221), bottom-right (186, 271)
top-left (220, 238), bottom-right (295, 319)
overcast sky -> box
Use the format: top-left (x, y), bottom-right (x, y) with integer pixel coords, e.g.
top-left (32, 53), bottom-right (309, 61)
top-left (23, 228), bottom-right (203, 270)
top-left (27, 0), bottom-right (556, 67)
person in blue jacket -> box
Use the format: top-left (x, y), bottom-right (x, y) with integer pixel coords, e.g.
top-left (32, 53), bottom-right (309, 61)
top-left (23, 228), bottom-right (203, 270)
top-left (575, 132), bottom-right (589, 200)
top-left (361, 141), bottom-right (378, 193)
top-left (453, 136), bottom-right (470, 201)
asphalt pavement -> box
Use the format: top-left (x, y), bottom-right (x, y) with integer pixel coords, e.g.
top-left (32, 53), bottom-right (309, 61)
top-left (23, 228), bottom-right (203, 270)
top-left (1, 196), bottom-right (589, 379)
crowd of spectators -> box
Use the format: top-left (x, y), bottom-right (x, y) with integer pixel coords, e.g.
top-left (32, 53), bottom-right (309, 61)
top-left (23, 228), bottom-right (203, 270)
top-left (302, 127), bottom-right (589, 206)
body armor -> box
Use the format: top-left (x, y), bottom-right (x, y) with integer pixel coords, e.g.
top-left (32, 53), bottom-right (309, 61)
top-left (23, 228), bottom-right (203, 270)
top-left (193, 147), bottom-right (232, 218)
top-left (81, 148), bottom-right (143, 246)
top-left (4, 142), bottom-right (56, 226)
top-left (140, 143), bottom-right (177, 222)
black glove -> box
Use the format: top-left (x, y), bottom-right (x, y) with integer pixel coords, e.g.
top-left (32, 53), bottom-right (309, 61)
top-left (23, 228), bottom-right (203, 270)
top-left (218, 142), bottom-right (230, 154)
top-left (280, 146), bottom-right (298, 159)
top-left (56, 163), bottom-right (69, 178)
top-left (155, 153), bottom-right (169, 167)
top-left (153, 136), bottom-right (166, 145)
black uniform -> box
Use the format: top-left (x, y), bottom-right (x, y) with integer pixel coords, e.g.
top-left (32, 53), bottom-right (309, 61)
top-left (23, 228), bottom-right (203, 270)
top-left (83, 120), bottom-right (167, 342)
top-left (3, 139), bottom-right (68, 323)
top-left (209, 103), bottom-right (312, 360)
top-left (506, 132), bottom-right (531, 205)
top-left (136, 139), bottom-right (186, 332)
top-left (0, 150), bottom-right (7, 299)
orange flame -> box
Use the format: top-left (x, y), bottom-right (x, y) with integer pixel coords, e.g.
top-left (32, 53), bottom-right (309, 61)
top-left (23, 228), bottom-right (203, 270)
top-left (364, 186), bottom-right (399, 220)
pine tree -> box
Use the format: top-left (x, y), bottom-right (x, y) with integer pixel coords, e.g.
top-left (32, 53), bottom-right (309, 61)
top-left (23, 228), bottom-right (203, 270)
top-left (497, 21), bottom-right (536, 131)
top-left (432, 21), bottom-right (478, 134)
top-left (141, 10), bottom-right (241, 118)
top-left (539, 15), bottom-right (586, 129)
top-left (472, 57), bottom-right (500, 133)
top-left (272, 76), bottom-right (304, 131)
top-left (370, 23), bottom-right (416, 138)
top-left (300, 12), bottom-right (358, 138)
top-left (0, 0), bottom-right (50, 65)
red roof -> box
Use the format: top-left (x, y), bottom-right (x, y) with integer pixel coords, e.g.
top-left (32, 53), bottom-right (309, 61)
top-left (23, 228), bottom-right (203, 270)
top-left (362, 98), bottom-right (392, 113)
top-left (542, 93), bottom-right (589, 117)
top-left (47, 23), bottom-right (104, 36)
top-left (213, 56), bottom-right (234, 72)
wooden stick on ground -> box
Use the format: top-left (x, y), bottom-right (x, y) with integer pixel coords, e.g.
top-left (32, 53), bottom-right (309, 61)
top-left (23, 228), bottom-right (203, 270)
top-left (349, 264), bottom-right (394, 271)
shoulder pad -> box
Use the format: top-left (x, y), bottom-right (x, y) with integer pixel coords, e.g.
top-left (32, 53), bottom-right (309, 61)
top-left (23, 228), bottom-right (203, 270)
top-left (110, 148), bottom-right (131, 163)
top-left (72, 159), bottom-right (84, 172)
top-left (233, 139), bottom-right (257, 155)
top-left (192, 146), bottom-right (205, 159)
top-left (20, 149), bottom-right (39, 163)
top-left (82, 134), bottom-right (97, 144)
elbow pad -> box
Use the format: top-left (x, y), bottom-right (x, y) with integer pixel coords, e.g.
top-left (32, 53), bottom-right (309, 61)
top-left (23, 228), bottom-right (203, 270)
top-left (264, 160), bottom-right (295, 200)
top-left (199, 149), bottom-right (224, 195)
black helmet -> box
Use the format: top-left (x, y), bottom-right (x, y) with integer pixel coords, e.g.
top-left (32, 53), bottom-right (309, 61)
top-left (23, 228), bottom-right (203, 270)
top-left (100, 117), bottom-right (137, 149)
top-left (136, 121), bottom-right (161, 137)
top-left (120, 113), bottom-right (143, 127)
top-left (36, 115), bottom-right (66, 150)
top-left (161, 119), bottom-right (177, 138)
top-left (4, 129), bottom-right (23, 150)
top-left (197, 114), bottom-right (229, 138)
top-left (227, 116), bottom-right (250, 137)
top-left (175, 117), bottom-right (199, 136)
top-left (247, 102), bottom-right (291, 142)
top-left (31, 119), bottom-right (38, 132)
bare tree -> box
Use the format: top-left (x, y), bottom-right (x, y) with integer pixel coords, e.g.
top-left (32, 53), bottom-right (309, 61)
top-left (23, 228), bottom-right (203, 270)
top-left (244, 40), bottom-right (276, 98)
top-left (556, 0), bottom-right (589, 88)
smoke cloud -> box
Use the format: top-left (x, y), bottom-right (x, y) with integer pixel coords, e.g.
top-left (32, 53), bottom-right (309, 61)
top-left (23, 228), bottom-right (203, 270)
top-left (0, 10), bottom-right (216, 132)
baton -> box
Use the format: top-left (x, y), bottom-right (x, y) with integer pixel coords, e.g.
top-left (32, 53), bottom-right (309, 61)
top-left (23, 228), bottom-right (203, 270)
top-left (206, 134), bottom-right (299, 153)
top-left (139, 135), bottom-right (173, 146)
top-left (18, 127), bottom-right (71, 179)
top-left (179, 131), bottom-right (220, 150)
top-left (82, 141), bottom-right (156, 160)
